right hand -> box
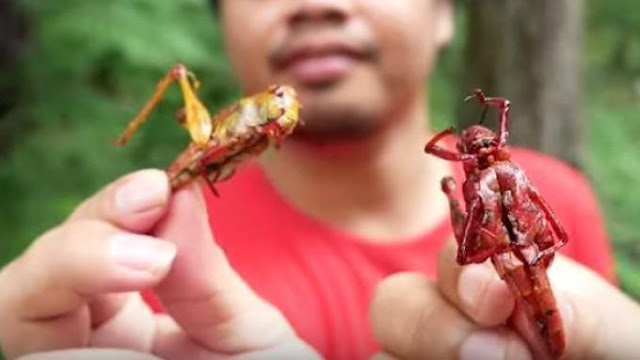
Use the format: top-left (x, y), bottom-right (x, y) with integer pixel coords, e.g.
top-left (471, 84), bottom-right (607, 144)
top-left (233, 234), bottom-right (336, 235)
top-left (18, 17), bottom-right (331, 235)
top-left (371, 239), bottom-right (640, 359)
top-left (0, 169), bottom-right (319, 360)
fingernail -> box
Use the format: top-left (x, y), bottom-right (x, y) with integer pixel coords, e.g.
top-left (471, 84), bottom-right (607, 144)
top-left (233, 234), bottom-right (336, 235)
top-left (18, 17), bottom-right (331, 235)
top-left (109, 234), bottom-right (176, 274)
top-left (458, 265), bottom-right (492, 309)
top-left (460, 331), bottom-right (507, 360)
top-left (115, 170), bottom-right (169, 214)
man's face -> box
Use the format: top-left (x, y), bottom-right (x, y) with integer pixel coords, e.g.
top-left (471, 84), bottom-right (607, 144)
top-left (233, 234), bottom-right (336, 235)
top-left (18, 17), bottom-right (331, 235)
top-left (220, 0), bottom-right (453, 141)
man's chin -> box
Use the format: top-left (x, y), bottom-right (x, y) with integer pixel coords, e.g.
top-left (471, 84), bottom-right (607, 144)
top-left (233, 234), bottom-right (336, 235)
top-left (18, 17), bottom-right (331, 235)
top-left (287, 119), bottom-right (384, 152)
top-left (291, 127), bottom-right (365, 144)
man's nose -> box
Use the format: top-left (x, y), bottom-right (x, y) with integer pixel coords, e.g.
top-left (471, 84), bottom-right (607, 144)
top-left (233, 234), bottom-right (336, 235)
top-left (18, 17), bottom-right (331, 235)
top-left (289, 0), bottom-right (354, 26)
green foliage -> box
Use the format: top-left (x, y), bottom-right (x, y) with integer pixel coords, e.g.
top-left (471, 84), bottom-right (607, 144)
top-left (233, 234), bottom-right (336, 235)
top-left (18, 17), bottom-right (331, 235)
top-left (0, 0), bottom-right (639, 299)
top-left (583, 0), bottom-right (640, 297)
top-left (585, 88), bottom-right (640, 296)
top-left (586, 0), bottom-right (640, 73)
top-left (0, 0), bottom-right (239, 264)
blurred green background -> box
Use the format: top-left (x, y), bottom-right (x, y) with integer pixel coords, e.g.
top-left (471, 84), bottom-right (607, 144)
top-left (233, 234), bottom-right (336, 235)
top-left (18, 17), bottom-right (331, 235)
top-left (0, 0), bottom-right (639, 298)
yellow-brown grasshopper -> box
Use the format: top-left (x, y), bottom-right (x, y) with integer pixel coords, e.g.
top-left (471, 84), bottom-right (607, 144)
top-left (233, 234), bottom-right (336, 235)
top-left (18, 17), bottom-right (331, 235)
top-left (116, 63), bottom-right (302, 194)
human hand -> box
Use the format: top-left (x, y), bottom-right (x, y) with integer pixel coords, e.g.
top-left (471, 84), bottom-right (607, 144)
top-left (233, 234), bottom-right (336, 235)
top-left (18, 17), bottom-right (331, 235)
top-left (0, 169), bottom-right (319, 360)
top-left (370, 240), bottom-right (640, 359)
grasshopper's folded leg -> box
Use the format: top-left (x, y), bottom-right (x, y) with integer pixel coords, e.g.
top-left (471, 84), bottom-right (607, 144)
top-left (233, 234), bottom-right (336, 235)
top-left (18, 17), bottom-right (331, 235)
top-left (115, 63), bottom-right (212, 147)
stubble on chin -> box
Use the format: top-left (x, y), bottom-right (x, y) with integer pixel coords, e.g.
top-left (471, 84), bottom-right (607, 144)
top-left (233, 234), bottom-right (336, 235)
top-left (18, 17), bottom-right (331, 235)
top-left (290, 105), bottom-right (387, 144)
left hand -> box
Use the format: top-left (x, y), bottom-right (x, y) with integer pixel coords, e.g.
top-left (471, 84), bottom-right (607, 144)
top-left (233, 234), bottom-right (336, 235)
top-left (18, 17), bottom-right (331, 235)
top-left (0, 171), bottom-right (319, 360)
top-left (370, 239), bottom-right (640, 360)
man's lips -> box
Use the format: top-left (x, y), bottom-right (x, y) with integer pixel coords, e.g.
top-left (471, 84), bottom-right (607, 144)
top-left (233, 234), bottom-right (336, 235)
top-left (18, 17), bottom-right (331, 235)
top-left (287, 53), bottom-right (356, 85)
top-left (271, 41), bottom-right (373, 86)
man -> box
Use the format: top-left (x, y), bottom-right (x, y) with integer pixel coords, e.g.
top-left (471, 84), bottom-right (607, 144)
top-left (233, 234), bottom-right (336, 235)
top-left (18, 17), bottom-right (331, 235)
top-left (1, 1), bottom-right (639, 359)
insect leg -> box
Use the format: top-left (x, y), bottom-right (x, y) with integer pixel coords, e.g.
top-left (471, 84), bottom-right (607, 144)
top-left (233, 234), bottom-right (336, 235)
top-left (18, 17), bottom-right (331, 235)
top-left (528, 189), bottom-right (569, 263)
top-left (204, 178), bottom-right (220, 198)
top-left (456, 198), bottom-right (488, 264)
top-left (465, 89), bottom-right (511, 147)
top-left (441, 177), bottom-right (466, 242)
top-left (176, 67), bottom-right (213, 146)
top-left (115, 65), bottom-right (184, 146)
top-left (424, 127), bottom-right (466, 161)
top-left (442, 177), bottom-right (503, 264)
top-left (196, 157), bottom-right (220, 198)
top-left (115, 64), bottom-right (212, 147)
top-left (460, 227), bottom-right (508, 265)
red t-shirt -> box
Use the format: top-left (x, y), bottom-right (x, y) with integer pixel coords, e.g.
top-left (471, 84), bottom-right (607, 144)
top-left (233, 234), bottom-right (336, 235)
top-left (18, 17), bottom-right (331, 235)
top-left (144, 147), bottom-right (615, 360)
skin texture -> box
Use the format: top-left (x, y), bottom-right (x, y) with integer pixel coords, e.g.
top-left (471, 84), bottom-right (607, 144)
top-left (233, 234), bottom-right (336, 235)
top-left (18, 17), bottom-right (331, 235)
top-left (0, 171), bottom-right (320, 360)
top-left (220, 0), bottom-right (453, 139)
top-left (370, 240), bottom-right (640, 360)
top-left (1, 1), bottom-right (639, 360)
top-left (221, 0), bottom-right (456, 242)
top-left (425, 92), bottom-right (569, 358)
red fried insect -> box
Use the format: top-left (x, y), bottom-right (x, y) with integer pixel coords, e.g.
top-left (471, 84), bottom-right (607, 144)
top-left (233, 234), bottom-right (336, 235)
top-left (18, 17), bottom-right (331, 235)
top-left (425, 89), bottom-right (569, 359)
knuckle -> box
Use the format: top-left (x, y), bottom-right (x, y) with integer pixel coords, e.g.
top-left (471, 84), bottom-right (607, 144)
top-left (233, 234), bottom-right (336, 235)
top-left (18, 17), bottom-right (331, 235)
top-left (29, 224), bottom-right (66, 253)
top-left (374, 273), bottom-right (427, 300)
top-left (66, 184), bottom-right (116, 224)
top-left (29, 220), bottom-right (110, 259)
top-left (371, 272), bottom-right (431, 324)
top-left (63, 218), bottom-right (113, 236)
top-left (17, 220), bottom-right (115, 287)
top-left (13, 224), bottom-right (67, 276)
top-left (66, 195), bottom-right (104, 223)
top-left (0, 219), bottom-right (119, 358)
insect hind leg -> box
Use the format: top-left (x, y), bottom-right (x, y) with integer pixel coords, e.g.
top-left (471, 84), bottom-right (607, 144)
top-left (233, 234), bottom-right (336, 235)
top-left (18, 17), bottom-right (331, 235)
top-left (440, 177), bottom-right (487, 264)
top-left (441, 177), bottom-right (466, 242)
top-left (528, 189), bottom-right (569, 263)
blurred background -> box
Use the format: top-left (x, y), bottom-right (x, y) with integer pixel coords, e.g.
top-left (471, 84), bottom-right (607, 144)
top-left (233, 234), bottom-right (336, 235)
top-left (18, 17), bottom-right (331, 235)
top-left (0, 0), bottom-right (638, 298)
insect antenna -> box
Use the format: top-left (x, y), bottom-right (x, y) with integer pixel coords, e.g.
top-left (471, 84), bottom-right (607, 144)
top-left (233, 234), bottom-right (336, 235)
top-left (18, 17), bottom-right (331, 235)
top-left (478, 106), bottom-right (489, 125)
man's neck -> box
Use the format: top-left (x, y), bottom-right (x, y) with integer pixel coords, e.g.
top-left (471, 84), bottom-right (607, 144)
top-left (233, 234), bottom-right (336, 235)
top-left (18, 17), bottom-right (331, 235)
top-left (260, 92), bottom-right (453, 244)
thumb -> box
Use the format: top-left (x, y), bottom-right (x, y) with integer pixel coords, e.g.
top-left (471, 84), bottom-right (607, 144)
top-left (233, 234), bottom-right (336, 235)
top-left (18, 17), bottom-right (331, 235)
top-left (548, 255), bottom-right (640, 359)
top-left (150, 182), bottom-right (297, 353)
